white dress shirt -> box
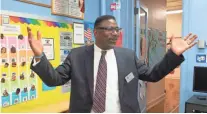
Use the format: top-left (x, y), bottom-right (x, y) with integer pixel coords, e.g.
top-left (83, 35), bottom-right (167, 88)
top-left (92, 44), bottom-right (121, 113)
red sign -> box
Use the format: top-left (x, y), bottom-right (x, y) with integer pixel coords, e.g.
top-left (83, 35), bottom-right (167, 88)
top-left (110, 3), bottom-right (116, 11)
top-left (116, 31), bottom-right (123, 47)
top-left (110, 2), bottom-right (121, 11)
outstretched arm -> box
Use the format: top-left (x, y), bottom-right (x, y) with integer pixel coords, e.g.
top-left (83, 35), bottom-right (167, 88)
top-left (137, 33), bottom-right (197, 82)
top-left (27, 27), bottom-right (71, 86)
top-left (136, 49), bottom-right (184, 82)
top-left (30, 53), bottom-right (72, 86)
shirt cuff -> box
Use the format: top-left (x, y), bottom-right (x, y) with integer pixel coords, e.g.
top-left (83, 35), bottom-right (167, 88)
top-left (32, 58), bottom-right (41, 66)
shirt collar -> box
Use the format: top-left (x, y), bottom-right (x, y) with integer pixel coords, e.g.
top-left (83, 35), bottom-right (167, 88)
top-left (94, 44), bottom-right (113, 53)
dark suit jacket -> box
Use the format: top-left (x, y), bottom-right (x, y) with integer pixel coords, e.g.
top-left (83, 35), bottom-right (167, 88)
top-left (31, 45), bottom-right (184, 113)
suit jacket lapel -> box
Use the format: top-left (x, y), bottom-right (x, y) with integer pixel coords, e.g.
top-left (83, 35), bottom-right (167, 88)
top-left (114, 47), bottom-right (126, 99)
top-left (84, 45), bottom-right (94, 99)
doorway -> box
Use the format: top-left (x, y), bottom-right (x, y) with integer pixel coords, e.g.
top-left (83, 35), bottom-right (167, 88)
top-left (164, 0), bottom-right (182, 112)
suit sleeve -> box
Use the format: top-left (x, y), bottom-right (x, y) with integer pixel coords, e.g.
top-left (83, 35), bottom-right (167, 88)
top-left (30, 52), bottom-right (72, 86)
top-left (135, 49), bottom-right (184, 82)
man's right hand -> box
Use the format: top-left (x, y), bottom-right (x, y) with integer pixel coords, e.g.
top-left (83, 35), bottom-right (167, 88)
top-left (27, 27), bottom-right (43, 62)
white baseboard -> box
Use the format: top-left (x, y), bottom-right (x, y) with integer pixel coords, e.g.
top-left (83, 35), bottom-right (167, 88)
top-left (146, 93), bottom-right (166, 111)
top-left (169, 105), bottom-right (179, 113)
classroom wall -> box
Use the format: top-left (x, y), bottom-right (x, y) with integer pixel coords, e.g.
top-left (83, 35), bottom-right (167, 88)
top-left (1, 0), bottom-right (100, 23)
top-left (0, 0), bottom-right (101, 113)
top-left (1, 0), bottom-right (134, 49)
top-left (180, 0), bottom-right (207, 112)
top-left (1, 0), bottom-right (141, 54)
top-left (105, 0), bottom-right (135, 49)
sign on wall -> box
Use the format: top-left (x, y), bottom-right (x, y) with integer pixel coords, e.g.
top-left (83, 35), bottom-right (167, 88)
top-left (52, 0), bottom-right (84, 19)
top-left (73, 23), bottom-right (84, 44)
top-left (110, 0), bottom-right (121, 11)
top-left (42, 38), bottom-right (55, 60)
top-left (196, 54), bottom-right (206, 63)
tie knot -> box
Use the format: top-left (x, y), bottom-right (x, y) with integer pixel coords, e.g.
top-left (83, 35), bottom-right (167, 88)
top-left (101, 50), bottom-right (107, 56)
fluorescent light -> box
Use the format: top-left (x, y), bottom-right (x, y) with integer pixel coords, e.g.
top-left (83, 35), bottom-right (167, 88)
top-left (166, 10), bottom-right (183, 14)
top-left (140, 13), bottom-right (145, 16)
top-left (140, 10), bottom-right (183, 16)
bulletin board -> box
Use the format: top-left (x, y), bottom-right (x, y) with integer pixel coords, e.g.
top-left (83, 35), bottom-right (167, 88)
top-left (147, 28), bottom-right (166, 66)
top-left (0, 14), bottom-right (82, 113)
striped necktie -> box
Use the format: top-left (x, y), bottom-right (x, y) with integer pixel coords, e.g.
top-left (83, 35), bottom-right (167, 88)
top-left (92, 50), bottom-right (107, 113)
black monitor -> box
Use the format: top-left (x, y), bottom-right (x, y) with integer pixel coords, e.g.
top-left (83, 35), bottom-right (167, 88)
top-left (193, 66), bottom-right (207, 93)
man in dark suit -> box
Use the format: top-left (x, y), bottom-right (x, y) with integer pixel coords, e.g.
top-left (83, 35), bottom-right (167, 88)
top-left (27, 15), bottom-right (197, 113)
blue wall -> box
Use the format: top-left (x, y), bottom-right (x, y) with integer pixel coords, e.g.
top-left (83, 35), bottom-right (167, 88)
top-left (107, 0), bottom-right (135, 50)
top-left (180, 0), bottom-right (207, 112)
top-left (1, 0), bottom-right (135, 50)
top-left (1, 0), bottom-right (100, 23)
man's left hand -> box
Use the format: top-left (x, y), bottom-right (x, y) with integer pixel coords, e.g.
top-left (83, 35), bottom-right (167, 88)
top-left (170, 33), bottom-right (198, 56)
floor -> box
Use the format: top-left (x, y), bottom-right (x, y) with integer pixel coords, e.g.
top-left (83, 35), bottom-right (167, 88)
top-left (147, 100), bottom-right (179, 113)
top-left (147, 100), bottom-right (165, 113)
